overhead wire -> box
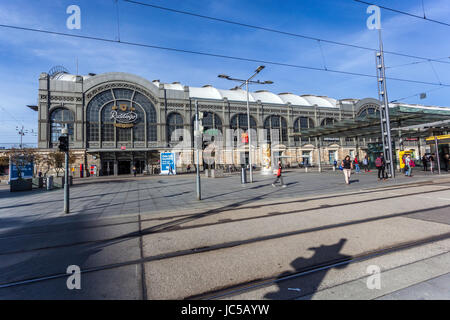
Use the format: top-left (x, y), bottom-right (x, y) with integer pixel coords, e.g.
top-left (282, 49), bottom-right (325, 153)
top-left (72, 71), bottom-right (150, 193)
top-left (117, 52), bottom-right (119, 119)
top-left (354, 0), bottom-right (450, 28)
top-left (123, 0), bottom-right (450, 65)
top-left (0, 22), bottom-right (450, 88)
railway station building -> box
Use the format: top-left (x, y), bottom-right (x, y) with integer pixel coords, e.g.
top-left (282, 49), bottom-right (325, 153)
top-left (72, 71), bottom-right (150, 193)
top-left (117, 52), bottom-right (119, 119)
top-left (29, 70), bottom-right (450, 176)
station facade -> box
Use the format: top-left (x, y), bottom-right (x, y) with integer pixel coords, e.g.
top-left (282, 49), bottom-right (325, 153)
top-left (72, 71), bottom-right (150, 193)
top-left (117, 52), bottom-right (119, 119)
top-left (35, 71), bottom-right (430, 176)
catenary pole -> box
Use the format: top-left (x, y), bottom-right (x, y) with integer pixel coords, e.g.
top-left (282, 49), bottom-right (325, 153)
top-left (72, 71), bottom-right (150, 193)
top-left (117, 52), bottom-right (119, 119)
top-left (195, 100), bottom-right (201, 200)
top-left (376, 28), bottom-right (395, 178)
top-left (246, 79), bottom-right (253, 183)
top-left (434, 136), bottom-right (441, 175)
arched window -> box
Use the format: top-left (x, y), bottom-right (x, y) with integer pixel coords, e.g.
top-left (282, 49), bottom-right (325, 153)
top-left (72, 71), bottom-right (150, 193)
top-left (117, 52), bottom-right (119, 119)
top-left (320, 118), bottom-right (339, 142)
top-left (264, 115), bottom-right (287, 143)
top-left (230, 114), bottom-right (256, 130)
top-left (101, 101), bottom-right (115, 142)
top-left (50, 108), bottom-right (74, 147)
top-left (293, 117), bottom-right (314, 142)
top-left (190, 112), bottom-right (222, 147)
top-left (357, 105), bottom-right (379, 119)
top-left (200, 112), bottom-right (222, 133)
top-left (86, 88), bottom-right (157, 146)
top-left (168, 112), bottom-right (184, 142)
top-left (321, 118), bottom-right (335, 126)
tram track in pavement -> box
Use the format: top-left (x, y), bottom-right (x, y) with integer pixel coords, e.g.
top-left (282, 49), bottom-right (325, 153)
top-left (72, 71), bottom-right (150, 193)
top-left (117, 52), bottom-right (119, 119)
top-left (1, 229), bottom-right (449, 298)
top-left (0, 180), bottom-right (449, 258)
top-left (188, 233), bottom-right (450, 300)
top-left (0, 178), bottom-right (449, 294)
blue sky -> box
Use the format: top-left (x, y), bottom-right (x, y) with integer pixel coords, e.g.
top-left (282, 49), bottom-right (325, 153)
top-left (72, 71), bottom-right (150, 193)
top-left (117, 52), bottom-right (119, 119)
top-left (0, 0), bottom-right (449, 146)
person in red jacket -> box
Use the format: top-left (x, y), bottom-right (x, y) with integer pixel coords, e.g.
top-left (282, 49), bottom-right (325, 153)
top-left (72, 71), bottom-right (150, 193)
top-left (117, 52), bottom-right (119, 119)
top-left (272, 161), bottom-right (286, 187)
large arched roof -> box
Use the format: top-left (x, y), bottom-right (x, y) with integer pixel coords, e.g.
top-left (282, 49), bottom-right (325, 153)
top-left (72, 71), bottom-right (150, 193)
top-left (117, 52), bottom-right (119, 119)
top-left (301, 95), bottom-right (337, 108)
top-left (51, 72), bottom-right (356, 109)
top-left (278, 93), bottom-right (312, 106)
top-left (252, 90), bottom-right (285, 104)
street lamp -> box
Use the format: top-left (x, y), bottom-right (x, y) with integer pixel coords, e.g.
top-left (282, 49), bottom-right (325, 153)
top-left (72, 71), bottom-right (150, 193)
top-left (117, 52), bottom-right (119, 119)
top-left (61, 125), bottom-right (70, 213)
top-left (218, 66), bottom-right (273, 183)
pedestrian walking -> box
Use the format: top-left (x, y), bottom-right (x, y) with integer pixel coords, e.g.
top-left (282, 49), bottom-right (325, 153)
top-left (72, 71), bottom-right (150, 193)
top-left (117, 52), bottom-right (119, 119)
top-left (422, 155), bottom-right (428, 171)
top-left (132, 166), bottom-right (137, 177)
top-left (444, 153), bottom-right (449, 172)
top-left (168, 165), bottom-right (174, 175)
top-left (375, 152), bottom-right (387, 181)
top-left (405, 154), bottom-right (414, 177)
top-left (429, 154), bottom-right (435, 174)
top-left (341, 155), bottom-right (353, 185)
top-left (354, 156), bottom-right (360, 173)
top-left (272, 161), bottom-right (286, 187)
top-left (362, 155), bottom-right (370, 172)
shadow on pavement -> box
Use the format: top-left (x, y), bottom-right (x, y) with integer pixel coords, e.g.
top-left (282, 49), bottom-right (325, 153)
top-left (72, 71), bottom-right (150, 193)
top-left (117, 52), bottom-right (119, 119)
top-left (264, 238), bottom-right (350, 299)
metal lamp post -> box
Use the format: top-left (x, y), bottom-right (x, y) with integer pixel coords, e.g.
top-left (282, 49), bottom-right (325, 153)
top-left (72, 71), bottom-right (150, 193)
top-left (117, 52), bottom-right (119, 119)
top-left (218, 66), bottom-right (273, 183)
top-left (61, 126), bottom-right (70, 213)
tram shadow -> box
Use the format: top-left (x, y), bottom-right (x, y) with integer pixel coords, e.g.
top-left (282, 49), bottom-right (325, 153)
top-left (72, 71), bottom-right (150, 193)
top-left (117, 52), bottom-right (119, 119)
top-left (264, 238), bottom-right (350, 300)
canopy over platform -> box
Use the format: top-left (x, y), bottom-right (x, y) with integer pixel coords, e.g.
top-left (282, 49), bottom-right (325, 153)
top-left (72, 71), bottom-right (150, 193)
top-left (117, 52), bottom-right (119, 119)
top-left (291, 105), bottom-right (450, 139)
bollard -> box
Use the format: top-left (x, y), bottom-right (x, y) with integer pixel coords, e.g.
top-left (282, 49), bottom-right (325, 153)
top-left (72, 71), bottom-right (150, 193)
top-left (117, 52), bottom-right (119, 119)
top-left (46, 176), bottom-right (53, 190)
top-left (305, 167), bottom-right (308, 173)
top-left (241, 167), bottom-right (247, 184)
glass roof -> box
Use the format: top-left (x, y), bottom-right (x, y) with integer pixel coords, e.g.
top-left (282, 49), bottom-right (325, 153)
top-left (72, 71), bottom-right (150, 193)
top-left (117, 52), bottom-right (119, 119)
top-left (291, 106), bottom-right (450, 139)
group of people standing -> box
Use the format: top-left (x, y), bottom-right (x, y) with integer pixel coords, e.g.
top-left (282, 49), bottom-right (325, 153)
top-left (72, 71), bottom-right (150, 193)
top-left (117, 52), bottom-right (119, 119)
top-left (421, 153), bottom-right (450, 173)
top-left (421, 154), bottom-right (437, 173)
top-left (339, 153), bottom-right (390, 184)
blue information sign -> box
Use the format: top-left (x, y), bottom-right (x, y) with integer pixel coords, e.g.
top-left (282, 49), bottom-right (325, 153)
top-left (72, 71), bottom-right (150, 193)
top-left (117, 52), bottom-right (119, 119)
top-left (160, 152), bottom-right (176, 175)
top-left (9, 161), bottom-right (34, 181)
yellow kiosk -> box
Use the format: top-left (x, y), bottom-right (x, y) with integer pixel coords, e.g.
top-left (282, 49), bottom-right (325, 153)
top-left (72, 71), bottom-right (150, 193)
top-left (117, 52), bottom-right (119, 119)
top-left (398, 150), bottom-right (415, 169)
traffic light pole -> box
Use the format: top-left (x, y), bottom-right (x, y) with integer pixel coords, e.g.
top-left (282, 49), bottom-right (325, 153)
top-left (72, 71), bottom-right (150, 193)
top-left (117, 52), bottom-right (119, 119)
top-left (60, 125), bottom-right (70, 214)
top-left (64, 149), bottom-right (69, 213)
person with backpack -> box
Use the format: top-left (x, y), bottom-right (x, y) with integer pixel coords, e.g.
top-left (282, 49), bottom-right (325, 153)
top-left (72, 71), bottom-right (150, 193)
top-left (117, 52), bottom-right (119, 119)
top-left (272, 161), bottom-right (286, 187)
top-left (405, 154), bottom-right (414, 177)
top-left (375, 153), bottom-right (387, 181)
top-left (341, 155), bottom-right (353, 185)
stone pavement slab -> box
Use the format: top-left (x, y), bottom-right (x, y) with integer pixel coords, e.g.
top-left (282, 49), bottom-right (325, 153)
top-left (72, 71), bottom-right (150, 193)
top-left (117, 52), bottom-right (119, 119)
top-left (377, 272), bottom-right (450, 300)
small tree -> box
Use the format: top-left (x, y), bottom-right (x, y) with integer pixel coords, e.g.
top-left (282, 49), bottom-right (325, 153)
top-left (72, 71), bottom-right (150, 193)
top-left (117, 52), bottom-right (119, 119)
top-left (0, 155), bottom-right (8, 166)
top-left (0, 154), bottom-right (9, 176)
top-left (33, 152), bottom-right (44, 176)
top-left (46, 151), bottom-right (76, 177)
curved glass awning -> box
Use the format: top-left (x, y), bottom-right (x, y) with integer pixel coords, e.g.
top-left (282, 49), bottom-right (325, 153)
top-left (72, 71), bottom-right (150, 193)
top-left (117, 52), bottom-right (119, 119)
top-left (291, 105), bottom-right (450, 139)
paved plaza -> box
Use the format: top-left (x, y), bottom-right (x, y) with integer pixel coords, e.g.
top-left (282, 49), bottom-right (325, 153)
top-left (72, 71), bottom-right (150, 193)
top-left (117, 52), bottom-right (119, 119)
top-left (0, 169), bottom-right (449, 299)
top-left (1, 168), bottom-right (448, 231)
